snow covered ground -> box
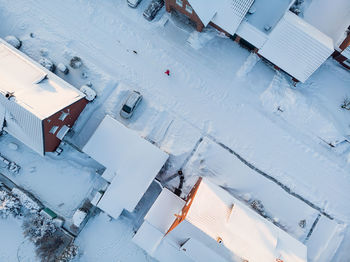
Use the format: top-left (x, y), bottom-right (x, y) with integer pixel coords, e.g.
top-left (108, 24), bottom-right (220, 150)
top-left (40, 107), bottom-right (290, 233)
top-left (0, 0), bottom-right (350, 261)
top-left (0, 134), bottom-right (104, 220)
top-left (73, 213), bottom-right (155, 262)
top-left (0, 217), bottom-right (38, 262)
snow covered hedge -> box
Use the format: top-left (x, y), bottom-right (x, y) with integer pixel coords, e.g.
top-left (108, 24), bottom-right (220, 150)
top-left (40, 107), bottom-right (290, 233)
top-left (0, 188), bottom-right (21, 218)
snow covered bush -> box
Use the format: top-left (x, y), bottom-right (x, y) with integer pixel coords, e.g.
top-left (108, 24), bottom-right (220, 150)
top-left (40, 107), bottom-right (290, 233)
top-left (56, 243), bottom-right (79, 262)
top-left (4, 35), bottom-right (21, 49)
top-left (250, 199), bottom-right (265, 215)
top-left (70, 56), bottom-right (82, 69)
top-left (23, 213), bottom-right (57, 243)
top-left (23, 213), bottom-right (69, 261)
top-left (341, 97), bottom-right (350, 110)
top-left (12, 188), bottom-right (41, 212)
top-left (58, 63), bottom-right (69, 74)
top-left (0, 188), bottom-right (21, 218)
top-left (36, 233), bottom-right (64, 262)
top-left (39, 57), bottom-right (56, 72)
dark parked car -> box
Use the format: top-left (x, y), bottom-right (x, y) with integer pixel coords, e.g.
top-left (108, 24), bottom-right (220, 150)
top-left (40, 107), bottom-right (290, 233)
top-left (143, 0), bottom-right (164, 21)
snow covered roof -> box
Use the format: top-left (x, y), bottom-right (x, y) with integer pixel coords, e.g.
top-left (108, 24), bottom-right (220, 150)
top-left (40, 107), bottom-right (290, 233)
top-left (83, 115), bottom-right (169, 219)
top-left (187, 0), bottom-right (254, 35)
top-left (258, 11), bottom-right (334, 82)
top-left (303, 0), bottom-right (350, 46)
top-left (145, 188), bottom-right (186, 234)
top-left (183, 178), bottom-right (307, 262)
top-left (236, 20), bottom-right (269, 49)
top-left (133, 188), bottom-right (186, 255)
top-left (243, 0), bottom-right (294, 34)
top-left (0, 39), bottom-right (85, 120)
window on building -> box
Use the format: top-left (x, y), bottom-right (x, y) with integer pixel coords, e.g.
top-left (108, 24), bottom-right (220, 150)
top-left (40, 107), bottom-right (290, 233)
top-left (344, 59), bottom-right (350, 67)
top-left (185, 4), bottom-right (193, 14)
top-left (176, 0), bottom-right (183, 7)
top-left (56, 125), bottom-right (70, 140)
top-left (49, 126), bottom-right (59, 134)
top-left (58, 111), bottom-right (69, 121)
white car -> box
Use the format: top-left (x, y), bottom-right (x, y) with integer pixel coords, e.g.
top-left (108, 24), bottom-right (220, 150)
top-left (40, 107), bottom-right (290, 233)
top-left (120, 90), bottom-right (142, 119)
top-left (127, 0), bottom-right (142, 8)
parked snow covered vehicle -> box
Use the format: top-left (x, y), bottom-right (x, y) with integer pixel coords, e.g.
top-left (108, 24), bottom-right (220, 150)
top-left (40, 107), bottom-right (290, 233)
top-left (143, 0), bottom-right (164, 21)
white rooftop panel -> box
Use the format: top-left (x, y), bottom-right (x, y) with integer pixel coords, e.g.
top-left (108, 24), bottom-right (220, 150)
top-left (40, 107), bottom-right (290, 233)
top-left (133, 221), bottom-right (164, 255)
top-left (236, 20), bottom-right (269, 49)
top-left (83, 115), bottom-right (169, 219)
top-left (258, 11), bottom-right (334, 82)
top-left (211, 0), bottom-right (254, 35)
top-left (244, 0), bottom-right (294, 33)
top-left (145, 188), bottom-right (185, 233)
top-left (0, 40), bottom-right (85, 119)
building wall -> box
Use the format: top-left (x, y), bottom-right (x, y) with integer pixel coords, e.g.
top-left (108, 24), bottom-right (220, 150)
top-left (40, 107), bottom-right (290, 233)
top-left (43, 98), bottom-right (88, 152)
top-left (165, 0), bottom-right (204, 32)
top-left (333, 31), bottom-right (350, 69)
top-left (167, 178), bottom-right (202, 235)
top-left (0, 94), bottom-right (44, 155)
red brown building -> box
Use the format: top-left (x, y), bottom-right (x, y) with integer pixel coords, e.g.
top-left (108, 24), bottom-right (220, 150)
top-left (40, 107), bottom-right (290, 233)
top-left (332, 28), bottom-right (350, 69)
top-left (0, 38), bottom-right (88, 155)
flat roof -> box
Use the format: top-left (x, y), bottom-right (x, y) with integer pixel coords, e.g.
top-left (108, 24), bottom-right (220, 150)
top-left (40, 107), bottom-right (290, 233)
top-left (83, 115), bottom-right (169, 219)
top-left (0, 40), bottom-right (85, 119)
top-left (244, 0), bottom-right (294, 33)
top-left (145, 188), bottom-right (185, 233)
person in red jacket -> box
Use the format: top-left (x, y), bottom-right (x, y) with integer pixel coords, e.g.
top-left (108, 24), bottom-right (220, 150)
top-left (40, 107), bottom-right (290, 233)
top-left (165, 69), bottom-right (170, 76)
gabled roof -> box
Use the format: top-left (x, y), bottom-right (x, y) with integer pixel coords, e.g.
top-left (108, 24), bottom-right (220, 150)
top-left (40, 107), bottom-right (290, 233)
top-left (258, 11), bottom-right (334, 82)
top-left (183, 178), bottom-right (307, 262)
top-left (187, 0), bottom-right (254, 35)
top-left (0, 39), bottom-right (85, 120)
top-left (83, 115), bottom-right (169, 219)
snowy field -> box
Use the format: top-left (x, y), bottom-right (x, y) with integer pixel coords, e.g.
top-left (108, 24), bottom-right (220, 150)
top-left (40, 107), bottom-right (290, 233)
top-left (0, 0), bottom-right (350, 261)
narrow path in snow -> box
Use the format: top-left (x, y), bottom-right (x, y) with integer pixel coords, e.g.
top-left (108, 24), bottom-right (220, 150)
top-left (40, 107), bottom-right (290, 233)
top-left (208, 135), bottom-right (333, 219)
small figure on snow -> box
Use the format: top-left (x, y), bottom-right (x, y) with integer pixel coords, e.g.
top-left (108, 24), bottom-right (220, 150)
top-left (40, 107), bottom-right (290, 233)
top-left (164, 69), bottom-right (170, 76)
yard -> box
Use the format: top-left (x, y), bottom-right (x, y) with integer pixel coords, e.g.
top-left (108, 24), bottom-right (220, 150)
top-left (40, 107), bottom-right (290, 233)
top-left (0, 0), bottom-right (349, 260)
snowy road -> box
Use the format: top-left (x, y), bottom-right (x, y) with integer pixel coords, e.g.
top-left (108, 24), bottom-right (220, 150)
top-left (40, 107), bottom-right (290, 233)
top-left (0, 0), bottom-right (350, 260)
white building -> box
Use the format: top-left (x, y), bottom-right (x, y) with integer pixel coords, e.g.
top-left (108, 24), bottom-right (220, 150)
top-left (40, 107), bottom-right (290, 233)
top-left (83, 115), bottom-right (169, 219)
top-left (0, 38), bottom-right (87, 155)
top-left (134, 178), bottom-right (308, 262)
top-left (258, 11), bottom-right (334, 83)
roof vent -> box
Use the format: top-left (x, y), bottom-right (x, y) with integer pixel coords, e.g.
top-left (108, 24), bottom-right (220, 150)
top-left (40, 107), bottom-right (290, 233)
top-left (5, 92), bottom-right (14, 100)
top-left (217, 237), bottom-right (223, 244)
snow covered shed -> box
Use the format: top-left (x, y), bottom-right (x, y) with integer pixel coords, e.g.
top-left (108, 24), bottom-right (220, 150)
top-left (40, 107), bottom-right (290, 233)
top-left (83, 115), bottom-right (169, 219)
top-left (258, 11), bottom-right (334, 83)
top-left (134, 178), bottom-right (308, 262)
top-left (165, 0), bottom-right (254, 35)
top-left (0, 39), bottom-right (87, 155)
